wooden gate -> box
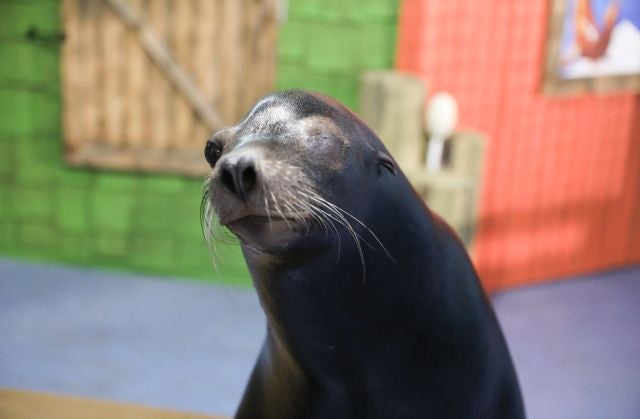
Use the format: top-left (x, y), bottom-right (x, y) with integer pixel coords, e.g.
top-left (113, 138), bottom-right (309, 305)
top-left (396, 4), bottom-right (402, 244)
top-left (61, 0), bottom-right (277, 176)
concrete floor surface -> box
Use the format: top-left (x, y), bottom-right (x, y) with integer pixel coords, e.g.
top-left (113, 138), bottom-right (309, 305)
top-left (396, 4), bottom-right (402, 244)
top-left (1, 258), bottom-right (639, 418)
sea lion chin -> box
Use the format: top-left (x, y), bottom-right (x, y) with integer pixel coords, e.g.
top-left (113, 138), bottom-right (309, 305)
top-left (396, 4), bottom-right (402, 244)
top-left (225, 216), bottom-right (311, 254)
top-left (202, 90), bottom-right (526, 419)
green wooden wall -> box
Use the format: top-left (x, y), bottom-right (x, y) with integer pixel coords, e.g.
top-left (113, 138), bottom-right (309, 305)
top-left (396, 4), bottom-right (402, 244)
top-left (0, 0), bottom-right (400, 285)
top-left (277, 0), bottom-right (399, 109)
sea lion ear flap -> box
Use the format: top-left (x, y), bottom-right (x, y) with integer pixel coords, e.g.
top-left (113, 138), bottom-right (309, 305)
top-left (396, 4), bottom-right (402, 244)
top-left (376, 151), bottom-right (397, 176)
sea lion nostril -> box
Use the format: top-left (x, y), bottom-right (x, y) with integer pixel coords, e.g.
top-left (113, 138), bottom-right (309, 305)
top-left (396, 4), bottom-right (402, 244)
top-left (241, 162), bottom-right (257, 193)
top-left (220, 166), bottom-right (237, 194)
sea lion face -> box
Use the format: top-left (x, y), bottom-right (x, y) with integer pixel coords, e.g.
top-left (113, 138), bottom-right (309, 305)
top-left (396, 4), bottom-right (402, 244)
top-left (203, 91), bottom-right (396, 255)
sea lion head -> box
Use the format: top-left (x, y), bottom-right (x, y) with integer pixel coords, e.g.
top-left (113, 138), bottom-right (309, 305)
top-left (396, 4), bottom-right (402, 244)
top-left (203, 90), bottom-right (398, 259)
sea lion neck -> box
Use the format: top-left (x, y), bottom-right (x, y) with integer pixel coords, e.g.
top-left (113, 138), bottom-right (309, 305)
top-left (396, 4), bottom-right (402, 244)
top-left (240, 192), bottom-right (444, 374)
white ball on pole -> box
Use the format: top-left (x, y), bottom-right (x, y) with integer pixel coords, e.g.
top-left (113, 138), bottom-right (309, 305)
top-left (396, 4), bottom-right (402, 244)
top-left (425, 92), bottom-right (459, 172)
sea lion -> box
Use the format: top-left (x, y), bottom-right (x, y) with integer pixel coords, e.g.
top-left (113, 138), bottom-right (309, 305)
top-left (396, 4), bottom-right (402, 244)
top-left (202, 90), bottom-right (525, 419)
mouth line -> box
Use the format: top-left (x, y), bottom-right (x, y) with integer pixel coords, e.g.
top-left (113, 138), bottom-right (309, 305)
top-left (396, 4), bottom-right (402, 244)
top-left (223, 214), bottom-right (314, 251)
top-left (221, 214), bottom-right (302, 227)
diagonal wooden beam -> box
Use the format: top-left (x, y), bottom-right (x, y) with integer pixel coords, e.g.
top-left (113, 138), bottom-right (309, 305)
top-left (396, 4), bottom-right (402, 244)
top-left (105, 0), bottom-right (224, 132)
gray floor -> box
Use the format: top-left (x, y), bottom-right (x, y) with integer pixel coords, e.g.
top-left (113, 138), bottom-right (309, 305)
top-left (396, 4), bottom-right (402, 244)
top-left (1, 258), bottom-right (639, 418)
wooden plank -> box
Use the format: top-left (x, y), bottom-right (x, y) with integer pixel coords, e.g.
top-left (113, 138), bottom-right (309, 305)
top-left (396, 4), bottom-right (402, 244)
top-left (239, 0), bottom-right (254, 115)
top-left (77, 0), bottom-right (100, 145)
top-left (61, 0), bottom-right (82, 151)
top-left (0, 388), bottom-right (224, 419)
top-left (124, 0), bottom-right (147, 148)
top-left (261, 0), bottom-right (277, 99)
top-left (212, 0), bottom-right (224, 122)
top-left (221, 0), bottom-right (241, 123)
top-left (147, 0), bottom-right (170, 150)
top-left (238, 0), bottom-right (276, 119)
top-left (102, 0), bottom-right (125, 147)
top-left (91, 0), bottom-right (106, 144)
top-left (191, 0), bottom-right (217, 148)
top-left (171, 0), bottom-right (194, 149)
top-left (239, 0), bottom-right (253, 119)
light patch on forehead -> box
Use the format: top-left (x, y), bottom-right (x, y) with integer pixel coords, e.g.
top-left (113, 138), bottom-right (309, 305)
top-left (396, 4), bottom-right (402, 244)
top-left (236, 104), bottom-right (296, 148)
top-left (293, 115), bottom-right (348, 172)
top-left (243, 103), bottom-right (294, 127)
top-left (298, 115), bottom-right (335, 126)
top-left (238, 96), bottom-right (294, 124)
top-left (264, 105), bottom-right (294, 123)
top-left (297, 115), bottom-right (346, 145)
top-left (297, 115), bottom-right (333, 129)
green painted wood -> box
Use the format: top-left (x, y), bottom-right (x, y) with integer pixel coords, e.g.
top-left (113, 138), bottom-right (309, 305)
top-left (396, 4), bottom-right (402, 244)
top-left (0, 0), bottom-right (401, 285)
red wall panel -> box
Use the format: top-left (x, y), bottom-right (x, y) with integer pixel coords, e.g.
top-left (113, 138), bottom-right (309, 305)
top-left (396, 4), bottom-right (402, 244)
top-left (397, 0), bottom-right (640, 290)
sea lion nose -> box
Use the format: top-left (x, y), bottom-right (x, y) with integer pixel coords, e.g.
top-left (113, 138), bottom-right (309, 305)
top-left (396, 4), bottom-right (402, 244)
top-left (219, 154), bottom-right (257, 200)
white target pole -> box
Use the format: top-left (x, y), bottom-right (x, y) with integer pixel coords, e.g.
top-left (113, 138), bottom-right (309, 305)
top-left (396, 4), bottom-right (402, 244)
top-left (425, 92), bottom-right (458, 172)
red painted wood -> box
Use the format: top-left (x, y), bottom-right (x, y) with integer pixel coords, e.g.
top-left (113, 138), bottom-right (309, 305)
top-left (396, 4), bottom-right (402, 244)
top-left (397, 0), bottom-right (640, 290)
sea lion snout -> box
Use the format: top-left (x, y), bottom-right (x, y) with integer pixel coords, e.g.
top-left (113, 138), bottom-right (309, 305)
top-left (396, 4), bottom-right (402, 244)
top-left (218, 152), bottom-right (258, 201)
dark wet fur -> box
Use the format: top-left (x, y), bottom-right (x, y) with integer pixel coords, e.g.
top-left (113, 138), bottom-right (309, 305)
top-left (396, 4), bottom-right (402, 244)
top-left (202, 90), bottom-right (526, 419)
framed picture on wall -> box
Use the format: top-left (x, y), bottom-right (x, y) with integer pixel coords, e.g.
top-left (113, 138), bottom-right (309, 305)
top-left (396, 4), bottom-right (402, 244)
top-left (543, 0), bottom-right (640, 94)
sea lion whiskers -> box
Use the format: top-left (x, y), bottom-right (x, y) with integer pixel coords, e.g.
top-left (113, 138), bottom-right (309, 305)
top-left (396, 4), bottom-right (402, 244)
top-left (201, 177), bottom-right (220, 247)
top-left (268, 190), bottom-right (293, 229)
top-left (300, 198), bottom-right (336, 240)
top-left (263, 192), bottom-right (273, 226)
top-left (300, 191), bottom-right (367, 279)
top-left (263, 179), bottom-right (333, 239)
top-left (201, 179), bottom-right (222, 273)
top-left (333, 204), bottom-right (395, 262)
top-left (303, 191), bottom-right (394, 261)
top-left (280, 188), bottom-right (311, 231)
top-left (281, 182), bottom-right (343, 252)
top-left (203, 164), bottom-right (386, 284)
top-left (280, 185), bottom-right (352, 262)
top-left (293, 191), bottom-right (346, 257)
top-left (201, 176), bottom-right (240, 272)
top-left (285, 182), bottom-right (337, 234)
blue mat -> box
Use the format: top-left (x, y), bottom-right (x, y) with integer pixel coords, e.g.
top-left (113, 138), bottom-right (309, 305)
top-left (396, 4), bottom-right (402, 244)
top-left (1, 258), bottom-right (639, 418)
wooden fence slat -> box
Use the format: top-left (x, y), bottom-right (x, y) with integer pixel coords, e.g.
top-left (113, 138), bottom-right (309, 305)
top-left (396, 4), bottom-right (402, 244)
top-left (221, 0), bottom-right (241, 123)
top-left (211, 0), bottom-right (223, 123)
top-left (125, 0), bottom-right (147, 147)
top-left (261, 0), bottom-right (277, 99)
top-left (238, 0), bottom-right (275, 117)
top-left (78, 1), bottom-right (100, 145)
top-left (147, 0), bottom-right (170, 150)
top-left (61, 0), bottom-right (82, 150)
top-left (240, 0), bottom-right (253, 115)
top-left (92, 0), bottom-right (105, 145)
top-left (102, 0), bottom-right (124, 147)
top-left (171, 0), bottom-right (194, 149)
top-left (191, 0), bottom-right (217, 148)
